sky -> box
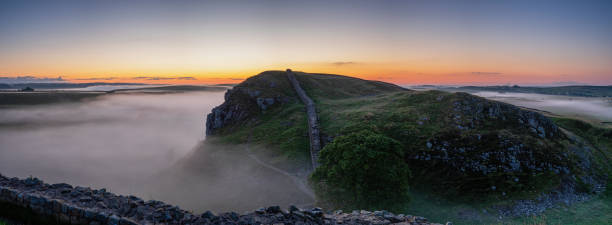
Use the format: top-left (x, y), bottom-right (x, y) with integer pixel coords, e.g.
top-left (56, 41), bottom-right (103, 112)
top-left (1, 0), bottom-right (611, 85)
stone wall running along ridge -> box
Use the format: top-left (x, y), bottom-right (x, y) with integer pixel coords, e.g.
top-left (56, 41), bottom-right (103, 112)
top-left (285, 69), bottom-right (323, 169)
top-left (0, 174), bottom-right (448, 225)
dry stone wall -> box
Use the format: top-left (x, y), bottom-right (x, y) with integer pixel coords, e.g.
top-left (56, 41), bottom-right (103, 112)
top-left (0, 175), bottom-right (447, 225)
top-left (286, 69), bottom-right (322, 169)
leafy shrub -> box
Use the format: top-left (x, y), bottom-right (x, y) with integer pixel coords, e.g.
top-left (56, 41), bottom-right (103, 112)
top-left (311, 130), bottom-right (411, 210)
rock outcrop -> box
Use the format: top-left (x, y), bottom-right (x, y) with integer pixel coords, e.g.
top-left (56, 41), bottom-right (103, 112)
top-left (206, 71), bottom-right (296, 136)
top-left (449, 93), bottom-right (562, 139)
top-left (0, 175), bottom-right (446, 225)
top-left (414, 93), bottom-right (570, 177)
top-left (404, 92), bottom-right (603, 205)
top-left (206, 89), bottom-right (252, 135)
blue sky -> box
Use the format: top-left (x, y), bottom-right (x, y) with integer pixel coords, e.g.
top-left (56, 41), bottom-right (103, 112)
top-left (1, 0), bottom-right (611, 85)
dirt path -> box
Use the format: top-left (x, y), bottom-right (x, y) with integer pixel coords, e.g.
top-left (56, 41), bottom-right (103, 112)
top-left (245, 132), bottom-right (316, 207)
top-left (286, 69), bottom-right (322, 169)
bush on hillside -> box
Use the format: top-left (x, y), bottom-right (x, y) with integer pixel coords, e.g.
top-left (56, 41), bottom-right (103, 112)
top-left (310, 130), bottom-right (411, 210)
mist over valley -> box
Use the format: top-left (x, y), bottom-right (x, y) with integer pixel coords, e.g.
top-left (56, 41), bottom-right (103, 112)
top-left (469, 91), bottom-right (612, 126)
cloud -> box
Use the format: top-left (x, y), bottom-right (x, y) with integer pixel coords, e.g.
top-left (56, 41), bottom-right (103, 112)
top-left (73, 77), bottom-right (119, 81)
top-left (0, 76), bottom-right (64, 84)
top-left (331, 61), bottom-right (359, 66)
top-left (133, 76), bottom-right (177, 80)
top-left (471, 72), bottom-right (502, 75)
top-left (206, 77), bottom-right (244, 81)
top-left (177, 77), bottom-right (197, 80)
top-left (75, 76), bottom-right (198, 81)
top-left (534, 81), bottom-right (590, 87)
top-left (376, 76), bottom-right (393, 80)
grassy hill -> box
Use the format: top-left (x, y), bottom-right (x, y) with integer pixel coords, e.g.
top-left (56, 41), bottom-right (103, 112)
top-left (205, 71), bottom-right (406, 171)
top-left (203, 70), bottom-right (611, 223)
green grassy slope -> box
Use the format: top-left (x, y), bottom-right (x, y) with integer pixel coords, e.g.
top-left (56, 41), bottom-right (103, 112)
top-left (314, 89), bottom-right (580, 197)
top-left (309, 90), bottom-right (611, 224)
top-left (208, 71), bottom-right (309, 170)
top-left (210, 71), bottom-right (406, 171)
top-left (552, 118), bottom-right (611, 173)
top-left (511, 118), bottom-right (612, 225)
top-left (293, 71), bottom-right (406, 100)
top-left (210, 70), bottom-right (601, 192)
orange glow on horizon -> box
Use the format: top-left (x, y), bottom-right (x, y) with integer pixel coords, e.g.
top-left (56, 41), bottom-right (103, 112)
top-left (2, 63), bottom-right (610, 86)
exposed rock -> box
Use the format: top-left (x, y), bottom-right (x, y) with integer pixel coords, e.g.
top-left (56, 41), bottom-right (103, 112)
top-left (0, 174), bottom-right (444, 225)
top-left (450, 93), bottom-right (561, 139)
top-left (492, 180), bottom-right (591, 217)
top-left (206, 72), bottom-right (295, 135)
top-left (256, 97), bottom-right (275, 110)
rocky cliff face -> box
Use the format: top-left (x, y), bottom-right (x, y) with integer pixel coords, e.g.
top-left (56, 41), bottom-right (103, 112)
top-left (206, 71), bottom-right (296, 135)
top-left (407, 92), bottom-right (597, 196)
top-left (449, 93), bottom-right (562, 139)
top-left (206, 89), bottom-right (256, 135)
top-left (425, 93), bottom-right (570, 175)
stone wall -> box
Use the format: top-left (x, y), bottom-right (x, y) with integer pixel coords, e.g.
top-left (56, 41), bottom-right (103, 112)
top-left (0, 174), bottom-right (446, 225)
top-left (286, 69), bottom-right (322, 169)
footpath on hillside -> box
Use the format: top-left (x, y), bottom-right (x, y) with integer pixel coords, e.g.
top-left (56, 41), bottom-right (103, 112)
top-left (244, 131), bottom-right (316, 207)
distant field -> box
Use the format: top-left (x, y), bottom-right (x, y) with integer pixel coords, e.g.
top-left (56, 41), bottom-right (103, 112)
top-left (0, 85), bottom-right (229, 106)
top-left (0, 91), bottom-right (106, 106)
top-left (114, 85), bottom-right (229, 92)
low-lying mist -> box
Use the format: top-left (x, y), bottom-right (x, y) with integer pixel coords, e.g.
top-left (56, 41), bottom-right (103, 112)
top-left (472, 91), bottom-right (612, 124)
top-left (146, 141), bottom-right (314, 213)
top-left (0, 90), bottom-right (313, 213)
top-left (0, 91), bottom-right (223, 192)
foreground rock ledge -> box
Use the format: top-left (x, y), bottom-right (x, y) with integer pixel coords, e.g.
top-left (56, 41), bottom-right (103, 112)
top-left (0, 175), bottom-right (448, 225)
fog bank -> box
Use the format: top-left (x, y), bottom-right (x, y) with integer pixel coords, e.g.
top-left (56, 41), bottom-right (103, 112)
top-left (0, 90), bottom-right (314, 213)
top-left (145, 141), bottom-right (314, 213)
top-left (0, 91), bottom-right (224, 196)
top-left (472, 91), bottom-right (612, 124)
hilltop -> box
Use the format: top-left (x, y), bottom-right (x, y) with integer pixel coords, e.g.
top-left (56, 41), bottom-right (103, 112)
top-left (203, 70), bottom-right (610, 223)
top-left (206, 71), bottom-right (405, 136)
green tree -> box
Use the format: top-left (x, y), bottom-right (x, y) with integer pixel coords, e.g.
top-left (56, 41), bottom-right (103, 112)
top-left (311, 130), bottom-right (411, 210)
